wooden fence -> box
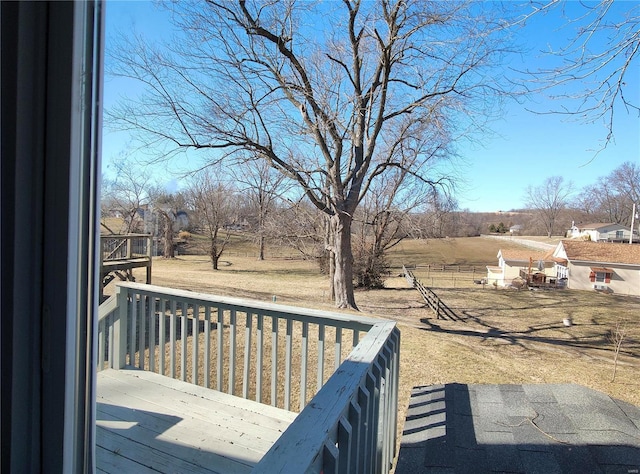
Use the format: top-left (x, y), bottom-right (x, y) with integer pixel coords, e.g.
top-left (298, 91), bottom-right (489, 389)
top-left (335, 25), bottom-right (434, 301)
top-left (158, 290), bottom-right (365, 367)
top-left (403, 265), bottom-right (459, 321)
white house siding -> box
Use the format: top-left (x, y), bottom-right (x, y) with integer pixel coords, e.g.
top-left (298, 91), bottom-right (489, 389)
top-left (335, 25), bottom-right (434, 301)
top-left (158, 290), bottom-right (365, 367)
top-left (553, 240), bottom-right (640, 296)
top-left (571, 224), bottom-right (631, 242)
top-left (567, 262), bottom-right (640, 296)
top-left (500, 258), bottom-right (524, 284)
top-left (486, 266), bottom-right (503, 286)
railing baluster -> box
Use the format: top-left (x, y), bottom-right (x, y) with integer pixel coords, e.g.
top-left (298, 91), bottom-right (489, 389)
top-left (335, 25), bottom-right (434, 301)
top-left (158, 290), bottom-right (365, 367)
top-left (348, 400), bottom-right (362, 473)
top-left (139, 294), bottom-right (146, 369)
top-left (107, 313), bottom-right (114, 370)
top-left (335, 326), bottom-right (342, 371)
top-left (271, 315), bottom-right (278, 407)
top-left (192, 303), bottom-right (199, 385)
top-left (322, 442), bottom-right (338, 474)
top-left (169, 299), bottom-right (176, 379)
top-left (371, 362), bottom-right (383, 473)
top-left (204, 304), bottom-right (211, 388)
top-left (338, 416), bottom-right (352, 473)
top-left (353, 329), bottom-right (359, 347)
top-left (130, 292), bottom-right (137, 367)
top-left (149, 296), bottom-right (156, 374)
top-left (243, 312), bottom-right (252, 399)
top-left (300, 321), bottom-right (308, 411)
top-left (114, 287), bottom-right (128, 369)
top-left (367, 373), bottom-right (378, 473)
top-left (377, 350), bottom-right (391, 470)
top-left (229, 309), bottom-right (237, 395)
top-left (180, 302), bottom-right (187, 381)
top-left (217, 307), bottom-right (224, 392)
top-left (285, 319), bottom-right (293, 411)
top-left (159, 298), bottom-right (166, 376)
top-left (317, 324), bottom-right (325, 390)
top-left (256, 312), bottom-right (264, 403)
top-left (98, 316), bottom-right (105, 371)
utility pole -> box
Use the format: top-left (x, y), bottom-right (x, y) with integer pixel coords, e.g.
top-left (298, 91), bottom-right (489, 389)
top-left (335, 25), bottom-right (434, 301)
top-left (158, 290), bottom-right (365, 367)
top-left (630, 203), bottom-right (636, 245)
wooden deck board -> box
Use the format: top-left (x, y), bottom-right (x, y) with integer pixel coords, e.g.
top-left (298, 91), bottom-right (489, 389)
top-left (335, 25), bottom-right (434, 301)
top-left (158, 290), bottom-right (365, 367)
top-left (96, 368), bottom-right (297, 474)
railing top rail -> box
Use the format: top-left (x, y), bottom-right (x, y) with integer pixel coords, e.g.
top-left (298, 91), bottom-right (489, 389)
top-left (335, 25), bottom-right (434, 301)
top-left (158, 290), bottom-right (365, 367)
top-left (254, 321), bottom-right (399, 472)
top-left (97, 293), bottom-right (118, 323)
top-left (116, 282), bottom-right (383, 330)
top-left (100, 233), bottom-right (151, 239)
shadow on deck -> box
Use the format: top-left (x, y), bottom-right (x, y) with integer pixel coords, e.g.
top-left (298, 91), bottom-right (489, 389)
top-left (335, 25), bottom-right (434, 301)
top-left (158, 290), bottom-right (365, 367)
top-left (96, 368), bottom-right (296, 474)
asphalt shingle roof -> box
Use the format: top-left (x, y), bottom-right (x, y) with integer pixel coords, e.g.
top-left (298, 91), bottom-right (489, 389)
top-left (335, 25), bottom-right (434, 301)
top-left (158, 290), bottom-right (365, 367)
top-left (396, 383), bottom-right (640, 474)
top-left (561, 240), bottom-right (640, 265)
top-left (499, 249), bottom-right (553, 262)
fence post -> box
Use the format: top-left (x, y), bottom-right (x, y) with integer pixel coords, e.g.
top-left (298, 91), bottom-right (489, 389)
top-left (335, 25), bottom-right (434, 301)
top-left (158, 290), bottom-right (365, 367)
top-left (113, 286), bottom-right (128, 369)
top-left (126, 236), bottom-right (132, 259)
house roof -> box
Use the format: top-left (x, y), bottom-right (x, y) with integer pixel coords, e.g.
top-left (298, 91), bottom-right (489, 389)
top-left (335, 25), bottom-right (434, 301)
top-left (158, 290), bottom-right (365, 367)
top-left (591, 267), bottom-right (614, 273)
top-left (396, 383), bottom-right (640, 474)
top-left (498, 248), bottom-right (553, 262)
top-left (578, 222), bottom-right (623, 230)
top-left (560, 240), bottom-right (640, 265)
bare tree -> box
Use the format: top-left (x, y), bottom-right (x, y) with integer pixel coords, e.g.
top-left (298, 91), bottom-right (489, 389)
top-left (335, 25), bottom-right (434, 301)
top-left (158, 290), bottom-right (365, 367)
top-left (187, 168), bottom-right (235, 270)
top-left (101, 161), bottom-right (153, 234)
top-left (264, 198), bottom-right (326, 260)
top-left (148, 187), bottom-right (188, 258)
top-left (412, 190), bottom-right (459, 239)
top-left (108, 1), bottom-right (516, 308)
top-left (608, 319), bottom-right (628, 383)
top-left (574, 161), bottom-right (640, 226)
top-left (525, 176), bottom-right (574, 238)
top-left (528, 1), bottom-right (639, 145)
top-left (231, 158), bottom-right (290, 261)
top-left (609, 161), bottom-right (640, 224)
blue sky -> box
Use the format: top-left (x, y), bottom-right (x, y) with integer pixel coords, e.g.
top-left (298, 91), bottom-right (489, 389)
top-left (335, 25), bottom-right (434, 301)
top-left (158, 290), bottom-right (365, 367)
top-left (102, 1), bottom-right (639, 213)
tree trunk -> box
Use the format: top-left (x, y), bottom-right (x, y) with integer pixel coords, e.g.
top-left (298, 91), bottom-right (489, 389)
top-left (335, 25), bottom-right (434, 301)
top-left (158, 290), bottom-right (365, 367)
top-left (210, 242), bottom-right (219, 270)
top-left (324, 214), bottom-right (335, 302)
top-left (258, 233), bottom-right (265, 261)
top-left (332, 213), bottom-right (357, 310)
top-left (163, 215), bottom-right (175, 258)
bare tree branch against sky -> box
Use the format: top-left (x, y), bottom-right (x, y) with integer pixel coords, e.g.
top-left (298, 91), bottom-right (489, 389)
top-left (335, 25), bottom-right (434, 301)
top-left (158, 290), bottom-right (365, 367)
top-left (102, 1), bottom-right (638, 215)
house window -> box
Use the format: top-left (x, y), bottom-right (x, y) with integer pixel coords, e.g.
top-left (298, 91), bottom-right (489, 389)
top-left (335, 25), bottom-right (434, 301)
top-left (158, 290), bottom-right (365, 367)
top-left (589, 268), bottom-right (613, 284)
top-left (556, 265), bottom-right (568, 279)
top-left (616, 230), bottom-right (624, 239)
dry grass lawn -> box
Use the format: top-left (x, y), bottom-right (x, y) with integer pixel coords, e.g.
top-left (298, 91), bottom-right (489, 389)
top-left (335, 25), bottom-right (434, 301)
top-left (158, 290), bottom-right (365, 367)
top-left (111, 237), bottom-right (640, 438)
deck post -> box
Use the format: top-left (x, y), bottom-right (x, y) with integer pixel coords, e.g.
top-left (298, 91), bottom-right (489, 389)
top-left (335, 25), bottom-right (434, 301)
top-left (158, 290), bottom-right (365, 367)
top-left (146, 234), bottom-right (152, 284)
top-left (112, 287), bottom-right (128, 369)
top-left (126, 235), bottom-right (132, 259)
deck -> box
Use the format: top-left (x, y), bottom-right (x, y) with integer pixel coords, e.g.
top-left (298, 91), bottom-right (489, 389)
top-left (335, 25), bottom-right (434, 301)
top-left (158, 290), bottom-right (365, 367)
top-left (100, 234), bottom-right (152, 299)
top-left (96, 368), bottom-right (297, 473)
top-left (97, 282), bottom-right (400, 472)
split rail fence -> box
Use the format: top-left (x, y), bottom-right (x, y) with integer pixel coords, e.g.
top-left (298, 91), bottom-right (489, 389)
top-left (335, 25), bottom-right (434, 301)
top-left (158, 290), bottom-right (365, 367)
top-left (403, 265), bottom-right (459, 321)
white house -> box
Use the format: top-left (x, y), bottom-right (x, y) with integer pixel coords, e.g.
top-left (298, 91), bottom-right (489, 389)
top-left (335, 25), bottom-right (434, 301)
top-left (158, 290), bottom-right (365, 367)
top-left (487, 248), bottom-right (555, 287)
top-left (552, 240), bottom-right (640, 296)
top-left (566, 222), bottom-right (638, 243)
top-left (509, 224), bottom-right (524, 235)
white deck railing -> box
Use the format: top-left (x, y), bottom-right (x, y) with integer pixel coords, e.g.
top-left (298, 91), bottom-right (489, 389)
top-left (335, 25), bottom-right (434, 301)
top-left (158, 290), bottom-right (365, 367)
top-left (97, 282), bottom-right (400, 473)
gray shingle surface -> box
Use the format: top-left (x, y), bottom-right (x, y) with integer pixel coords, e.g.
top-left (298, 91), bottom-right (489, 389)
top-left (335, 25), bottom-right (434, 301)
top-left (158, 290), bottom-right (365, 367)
top-left (396, 383), bottom-right (640, 473)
